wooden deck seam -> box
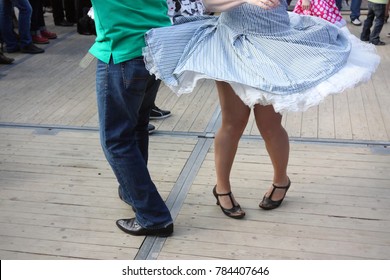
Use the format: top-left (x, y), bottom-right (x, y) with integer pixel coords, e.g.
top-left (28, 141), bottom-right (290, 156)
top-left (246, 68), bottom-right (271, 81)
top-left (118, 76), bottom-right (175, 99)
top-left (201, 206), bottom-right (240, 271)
top-left (2, 122), bottom-right (389, 147)
top-left (136, 138), bottom-right (214, 260)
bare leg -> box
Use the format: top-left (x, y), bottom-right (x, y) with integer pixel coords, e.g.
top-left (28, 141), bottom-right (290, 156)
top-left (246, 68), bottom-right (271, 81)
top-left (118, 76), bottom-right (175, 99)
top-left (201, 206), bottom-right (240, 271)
top-left (214, 81), bottom-right (249, 213)
top-left (253, 104), bottom-right (290, 202)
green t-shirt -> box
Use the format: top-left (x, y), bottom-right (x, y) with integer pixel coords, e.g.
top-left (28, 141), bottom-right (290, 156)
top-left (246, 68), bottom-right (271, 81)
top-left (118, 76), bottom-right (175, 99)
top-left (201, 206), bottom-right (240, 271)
top-left (89, 0), bottom-right (171, 64)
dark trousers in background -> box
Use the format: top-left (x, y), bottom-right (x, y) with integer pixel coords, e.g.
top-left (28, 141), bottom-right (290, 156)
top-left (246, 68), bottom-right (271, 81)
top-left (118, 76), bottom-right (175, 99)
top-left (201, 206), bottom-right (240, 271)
top-left (361, 2), bottom-right (386, 44)
top-left (28, 0), bottom-right (45, 32)
top-left (74, 0), bottom-right (91, 21)
top-left (51, 0), bottom-right (76, 23)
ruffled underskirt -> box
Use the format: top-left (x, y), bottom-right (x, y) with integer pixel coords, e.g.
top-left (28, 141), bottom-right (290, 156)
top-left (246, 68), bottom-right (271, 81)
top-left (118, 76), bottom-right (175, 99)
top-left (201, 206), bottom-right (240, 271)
top-left (143, 4), bottom-right (380, 113)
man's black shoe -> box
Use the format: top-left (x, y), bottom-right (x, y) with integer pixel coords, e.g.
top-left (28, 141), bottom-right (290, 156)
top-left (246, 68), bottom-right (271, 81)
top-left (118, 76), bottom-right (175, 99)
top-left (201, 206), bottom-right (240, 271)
top-left (21, 43), bottom-right (44, 54)
top-left (55, 19), bottom-right (74, 26)
top-left (0, 52), bottom-right (14, 64)
top-left (116, 218), bottom-right (173, 236)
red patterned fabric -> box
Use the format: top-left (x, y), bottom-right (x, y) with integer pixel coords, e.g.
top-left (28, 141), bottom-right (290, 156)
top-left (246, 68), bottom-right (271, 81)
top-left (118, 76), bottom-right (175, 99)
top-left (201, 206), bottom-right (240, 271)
top-left (293, 0), bottom-right (343, 24)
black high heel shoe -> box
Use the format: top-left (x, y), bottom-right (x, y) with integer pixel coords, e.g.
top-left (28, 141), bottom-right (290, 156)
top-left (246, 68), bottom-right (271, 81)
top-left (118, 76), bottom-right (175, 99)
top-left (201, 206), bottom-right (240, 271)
top-left (259, 178), bottom-right (291, 210)
top-left (213, 185), bottom-right (245, 219)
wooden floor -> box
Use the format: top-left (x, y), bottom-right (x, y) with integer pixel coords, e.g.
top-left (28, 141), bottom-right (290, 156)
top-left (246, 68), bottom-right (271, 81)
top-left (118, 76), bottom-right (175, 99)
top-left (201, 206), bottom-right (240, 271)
top-left (0, 12), bottom-right (389, 260)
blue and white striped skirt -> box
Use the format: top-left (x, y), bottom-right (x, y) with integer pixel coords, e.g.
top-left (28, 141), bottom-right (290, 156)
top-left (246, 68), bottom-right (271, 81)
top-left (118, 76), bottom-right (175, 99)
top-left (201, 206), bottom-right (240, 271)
top-left (143, 3), bottom-right (380, 113)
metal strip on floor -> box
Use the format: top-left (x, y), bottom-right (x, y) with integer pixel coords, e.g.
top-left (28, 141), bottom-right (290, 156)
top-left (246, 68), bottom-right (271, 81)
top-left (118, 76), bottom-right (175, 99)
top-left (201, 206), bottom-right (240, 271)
top-left (134, 105), bottom-right (222, 260)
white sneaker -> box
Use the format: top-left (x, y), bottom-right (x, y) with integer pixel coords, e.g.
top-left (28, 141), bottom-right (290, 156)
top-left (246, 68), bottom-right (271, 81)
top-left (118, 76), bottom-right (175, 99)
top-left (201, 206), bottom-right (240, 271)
top-left (351, 19), bottom-right (362, 26)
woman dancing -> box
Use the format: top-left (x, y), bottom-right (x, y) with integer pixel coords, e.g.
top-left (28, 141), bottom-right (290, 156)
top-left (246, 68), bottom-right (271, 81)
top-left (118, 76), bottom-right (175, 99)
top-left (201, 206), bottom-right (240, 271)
top-left (143, 0), bottom-right (380, 218)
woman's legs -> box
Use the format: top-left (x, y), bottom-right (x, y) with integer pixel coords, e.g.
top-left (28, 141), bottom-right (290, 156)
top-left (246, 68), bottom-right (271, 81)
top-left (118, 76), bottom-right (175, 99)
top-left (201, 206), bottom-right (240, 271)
top-left (214, 81), bottom-right (249, 212)
top-left (214, 82), bottom-right (290, 212)
top-left (253, 104), bottom-right (290, 202)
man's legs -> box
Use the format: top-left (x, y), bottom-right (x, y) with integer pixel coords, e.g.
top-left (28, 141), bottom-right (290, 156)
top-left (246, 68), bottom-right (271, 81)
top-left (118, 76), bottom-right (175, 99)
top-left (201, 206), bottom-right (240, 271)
top-left (96, 57), bottom-right (172, 229)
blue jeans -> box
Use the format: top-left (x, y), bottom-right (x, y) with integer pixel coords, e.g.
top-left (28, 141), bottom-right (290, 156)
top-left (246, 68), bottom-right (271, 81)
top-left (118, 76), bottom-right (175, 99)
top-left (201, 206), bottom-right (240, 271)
top-left (350, 0), bottom-right (362, 20)
top-left (0, 0), bottom-right (32, 51)
top-left (335, 0), bottom-right (342, 11)
top-left (361, 2), bottom-right (386, 44)
top-left (96, 57), bottom-right (172, 229)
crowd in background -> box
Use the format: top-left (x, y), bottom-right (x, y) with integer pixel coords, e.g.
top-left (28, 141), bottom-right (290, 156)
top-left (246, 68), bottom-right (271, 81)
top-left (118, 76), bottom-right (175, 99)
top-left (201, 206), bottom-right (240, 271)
top-left (0, 0), bottom-right (92, 64)
top-left (1, 0), bottom-right (390, 65)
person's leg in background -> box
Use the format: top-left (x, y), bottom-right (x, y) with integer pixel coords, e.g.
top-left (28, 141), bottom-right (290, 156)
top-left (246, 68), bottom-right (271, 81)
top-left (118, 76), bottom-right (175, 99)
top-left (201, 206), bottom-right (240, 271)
top-left (350, 0), bottom-right (363, 25)
top-left (335, 0), bottom-right (342, 11)
top-left (51, 0), bottom-right (74, 26)
top-left (368, 2), bottom-right (386, 45)
top-left (361, 3), bottom-right (375, 42)
top-left (28, 0), bottom-right (57, 44)
top-left (0, 31), bottom-right (14, 63)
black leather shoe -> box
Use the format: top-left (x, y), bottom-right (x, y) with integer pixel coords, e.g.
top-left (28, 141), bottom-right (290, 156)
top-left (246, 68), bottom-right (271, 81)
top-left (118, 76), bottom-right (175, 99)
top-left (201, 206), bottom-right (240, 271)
top-left (0, 52), bottom-right (14, 64)
top-left (21, 43), bottom-right (44, 54)
top-left (55, 19), bottom-right (74, 26)
top-left (116, 218), bottom-right (173, 236)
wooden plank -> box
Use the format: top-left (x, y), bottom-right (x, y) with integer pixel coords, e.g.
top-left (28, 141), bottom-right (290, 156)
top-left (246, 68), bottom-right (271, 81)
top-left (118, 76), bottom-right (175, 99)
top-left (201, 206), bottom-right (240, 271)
top-left (318, 96), bottom-right (336, 139)
top-left (301, 105), bottom-right (318, 138)
top-left (360, 79), bottom-right (388, 141)
top-left (188, 80), bottom-right (220, 132)
top-left (170, 80), bottom-right (217, 132)
top-left (157, 81), bottom-right (207, 132)
top-left (159, 224), bottom-right (389, 260)
top-left (345, 80), bottom-right (376, 141)
top-left (333, 92), bottom-right (353, 140)
top-left (370, 55), bottom-right (390, 140)
top-left (284, 112), bottom-right (302, 138)
top-left (159, 239), bottom-right (362, 260)
top-left (0, 236), bottom-right (139, 260)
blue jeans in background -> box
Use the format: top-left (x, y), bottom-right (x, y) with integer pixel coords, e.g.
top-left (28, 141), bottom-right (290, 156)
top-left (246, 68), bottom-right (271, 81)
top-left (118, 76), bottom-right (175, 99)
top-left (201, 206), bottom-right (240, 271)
top-left (96, 57), bottom-right (173, 229)
top-left (0, 0), bottom-right (32, 51)
top-left (335, 0), bottom-right (342, 11)
top-left (350, 0), bottom-right (362, 21)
